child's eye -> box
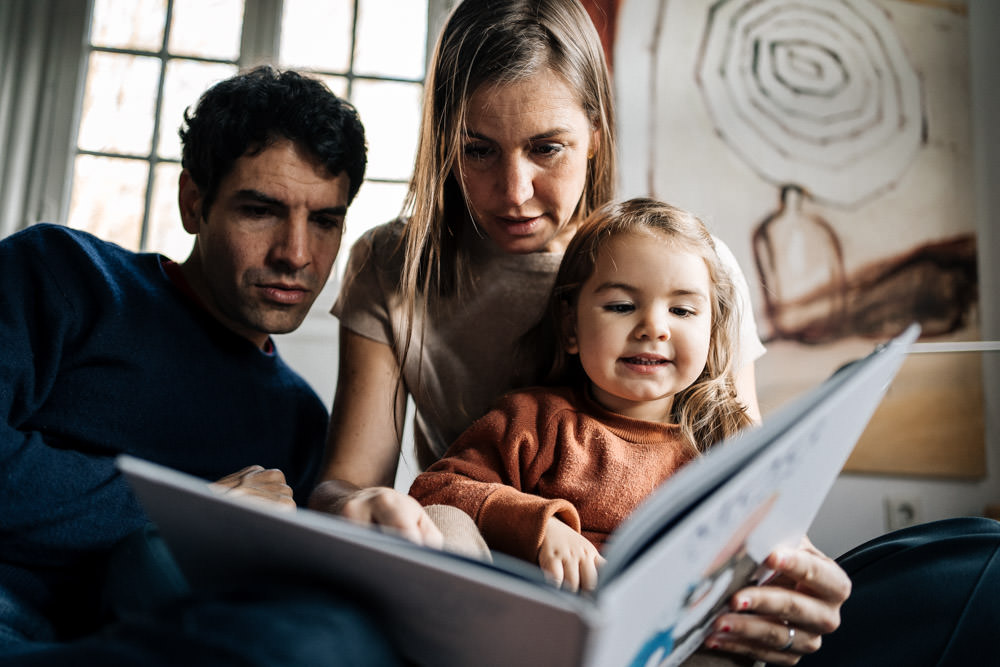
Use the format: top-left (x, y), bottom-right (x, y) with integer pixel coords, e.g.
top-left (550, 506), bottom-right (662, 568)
top-left (671, 306), bottom-right (696, 317)
top-left (604, 303), bottom-right (634, 314)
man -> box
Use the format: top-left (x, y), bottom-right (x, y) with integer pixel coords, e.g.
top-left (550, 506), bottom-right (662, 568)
top-left (0, 66), bottom-right (398, 665)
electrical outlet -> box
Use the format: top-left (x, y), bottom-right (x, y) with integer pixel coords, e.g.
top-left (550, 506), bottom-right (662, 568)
top-left (884, 496), bottom-right (923, 532)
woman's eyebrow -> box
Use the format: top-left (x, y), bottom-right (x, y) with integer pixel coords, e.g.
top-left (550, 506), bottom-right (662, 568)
top-left (462, 127), bottom-right (573, 142)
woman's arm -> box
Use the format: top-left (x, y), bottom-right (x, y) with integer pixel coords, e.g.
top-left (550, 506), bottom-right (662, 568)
top-left (734, 362), bottom-right (762, 423)
top-left (307, 327), bottom-right (442, 547)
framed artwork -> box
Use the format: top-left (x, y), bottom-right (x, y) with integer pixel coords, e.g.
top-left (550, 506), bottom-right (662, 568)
top-left (596, 0), bottom-right (983, 477)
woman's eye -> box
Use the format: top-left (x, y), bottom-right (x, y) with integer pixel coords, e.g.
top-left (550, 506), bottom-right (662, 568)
top-left (534, 142), bottom-right (564, 157)
top-left (463, 143), bottom-right (492, 160)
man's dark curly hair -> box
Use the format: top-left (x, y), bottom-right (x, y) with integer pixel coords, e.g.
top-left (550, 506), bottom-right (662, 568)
top-left (179, 66), bottom-right (367, 215)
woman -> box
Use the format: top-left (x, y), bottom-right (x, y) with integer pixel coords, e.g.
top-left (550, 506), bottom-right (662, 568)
top-left (309, 1), bottom-right (845, 664)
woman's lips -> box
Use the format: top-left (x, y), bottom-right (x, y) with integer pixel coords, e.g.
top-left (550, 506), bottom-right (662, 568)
top-left (497, 216), bottom-right (542, 236)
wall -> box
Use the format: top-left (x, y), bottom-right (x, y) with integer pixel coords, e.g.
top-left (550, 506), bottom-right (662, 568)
top-left (808, 0), bottom-right (1000, 557)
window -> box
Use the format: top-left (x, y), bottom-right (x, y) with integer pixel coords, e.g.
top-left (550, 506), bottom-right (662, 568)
top-left (68, 0), bottom-right (428, 272)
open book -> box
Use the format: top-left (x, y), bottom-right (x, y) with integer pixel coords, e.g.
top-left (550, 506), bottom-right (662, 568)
top-left (119, 324), bottom-right (918, 667)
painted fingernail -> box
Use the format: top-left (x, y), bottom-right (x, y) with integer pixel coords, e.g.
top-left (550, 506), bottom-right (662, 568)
top-left (737, 596), bottom-right (751, 610)
top-left (719, 623), bottom-right (732, 633)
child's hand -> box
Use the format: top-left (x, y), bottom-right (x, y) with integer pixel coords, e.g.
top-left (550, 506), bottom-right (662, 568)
top-left (538, 516), bottom-right (606, 592)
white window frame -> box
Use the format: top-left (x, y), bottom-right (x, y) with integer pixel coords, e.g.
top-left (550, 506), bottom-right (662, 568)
top-left (0, 0), bottom-right (456, 241)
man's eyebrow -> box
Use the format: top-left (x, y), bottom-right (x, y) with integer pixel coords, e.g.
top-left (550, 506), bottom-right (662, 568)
top-left (234, 189), bottom-right (285, 207)
top-left (234, 189), bottom-right (347, 216)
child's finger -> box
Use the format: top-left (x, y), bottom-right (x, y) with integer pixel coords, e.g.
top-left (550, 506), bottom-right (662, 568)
top-left (542, 559), bottom-right (565, 590)
top-left (561, 557), bottom-right (580, 592)
top-left (579, 556), bottom-right (600, 592)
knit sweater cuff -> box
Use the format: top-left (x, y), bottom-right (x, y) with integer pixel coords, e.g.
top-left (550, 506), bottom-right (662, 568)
top-left (477, 486), bottom-right (580, 563)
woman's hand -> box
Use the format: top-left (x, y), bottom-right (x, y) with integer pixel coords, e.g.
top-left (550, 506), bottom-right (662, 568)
top-left (210, 465), bottom-right (296, 510)
top-left (538, 517), bottom-right (606, 593)
top-left (704, 537), bottom-right (851, 665)
top-left (335, 485), bottom-right (444, 549)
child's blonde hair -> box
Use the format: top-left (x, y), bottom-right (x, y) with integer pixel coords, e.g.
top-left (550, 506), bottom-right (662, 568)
top-left (543, 198), bottom-right (752, 454)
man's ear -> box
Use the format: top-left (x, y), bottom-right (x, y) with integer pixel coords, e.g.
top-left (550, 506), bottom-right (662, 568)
top-left (178, 170), bottom-right (203, 235)
top-left (561, 302), bottom-right (579, 355)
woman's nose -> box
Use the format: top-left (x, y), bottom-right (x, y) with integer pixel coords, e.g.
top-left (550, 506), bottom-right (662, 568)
top-left (498, 155), bottom-right (533, 206)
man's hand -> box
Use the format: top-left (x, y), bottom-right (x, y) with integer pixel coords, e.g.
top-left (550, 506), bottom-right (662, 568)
top-left (338, 486), bottom-right (444, 549)
top-left (210, 465), bottom-right (296, 510)
top-left (538, 516), bottom-right (606, 593)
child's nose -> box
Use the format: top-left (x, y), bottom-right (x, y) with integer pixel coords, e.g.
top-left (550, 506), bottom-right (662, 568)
top-left (637, 310), bottom-right (670, 341)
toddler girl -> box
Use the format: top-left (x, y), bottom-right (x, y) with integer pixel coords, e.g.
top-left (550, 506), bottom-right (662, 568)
top-left (410, 198), bottom-right (753, 591)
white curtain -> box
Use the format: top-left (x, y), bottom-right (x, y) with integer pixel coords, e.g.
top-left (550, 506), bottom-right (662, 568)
top-left (0, 0), bottom-right (89, 239)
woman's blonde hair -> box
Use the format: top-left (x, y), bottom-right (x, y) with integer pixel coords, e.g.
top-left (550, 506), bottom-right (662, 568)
top-left (543, 198), bottom-right (752, 454)
top-left (400, 0), bottom-right (617, 303)
top-left (378, 0), bottom-right (618, 430)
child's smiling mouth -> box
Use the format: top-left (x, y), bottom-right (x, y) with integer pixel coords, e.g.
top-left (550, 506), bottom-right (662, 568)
top-left (620, 354), bottom-right (670, 366)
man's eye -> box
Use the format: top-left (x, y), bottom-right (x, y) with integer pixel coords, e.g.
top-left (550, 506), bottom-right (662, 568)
top-left (242, 205), bottom-right (272, 218)
top-left (315, 217), bottom-right (343, 231)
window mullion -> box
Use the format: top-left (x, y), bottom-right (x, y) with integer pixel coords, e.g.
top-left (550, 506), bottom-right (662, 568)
top-left (240, 0), bottom-right (283, 68)
top-left (139, 0), bottom-right (174, 250)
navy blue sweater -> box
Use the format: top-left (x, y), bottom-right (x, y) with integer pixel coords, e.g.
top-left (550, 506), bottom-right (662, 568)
top-left (0, 224), bottom-right (327, 635)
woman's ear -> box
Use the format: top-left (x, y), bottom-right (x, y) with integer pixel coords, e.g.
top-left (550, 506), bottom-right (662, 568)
top-left (588, 123), bottom-right (601, 160)
top-left (178, 170), bottom-right (204, 235)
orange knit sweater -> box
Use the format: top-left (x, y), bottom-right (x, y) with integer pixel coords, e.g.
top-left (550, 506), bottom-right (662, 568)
top-left (409, 386), bottom-right (695, 563)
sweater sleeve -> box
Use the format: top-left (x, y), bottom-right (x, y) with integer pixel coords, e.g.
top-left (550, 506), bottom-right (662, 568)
top-left (0, 228), bottom-right (145, 563)
top-left (409, 394), bottom-right (580, 563)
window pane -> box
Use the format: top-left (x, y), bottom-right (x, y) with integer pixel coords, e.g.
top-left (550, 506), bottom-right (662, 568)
top-left (351, 80), bottom-right (422, 181)
top-left (315, 74), bottom-right (349, 99)
top-left (90, 0), bottom-right (166, 50)
top-left (355, 0), bottom-right (426, 79)
top-left (280, 0), bottom-right (353, 72)
top-left (159, 60), bottom-right (239, 159)
top-left (168, 0), bottom-right (245, 60)
top-left (339, 180), bottom-right (408, 276)
top-left (146, 163), bottom-right (194, 259)
top-left (77, 52), bottom-right (161, 156)
top-left (67, 155), bottom-right (149, 250)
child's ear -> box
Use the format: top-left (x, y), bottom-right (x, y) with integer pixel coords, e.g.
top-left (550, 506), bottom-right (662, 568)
top-left (561, 302), bottom-right (579, 354)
